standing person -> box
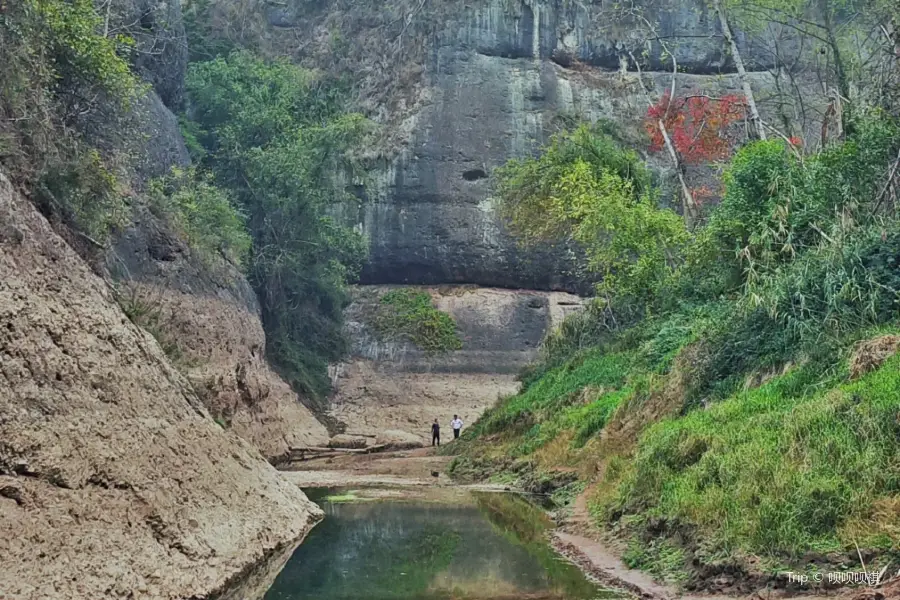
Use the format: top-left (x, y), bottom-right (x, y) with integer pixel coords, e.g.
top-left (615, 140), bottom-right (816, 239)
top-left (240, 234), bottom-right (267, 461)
top-left (451, 415), bottom-right (463, 439)
top-left (431, 418), bottom-right (440, 447)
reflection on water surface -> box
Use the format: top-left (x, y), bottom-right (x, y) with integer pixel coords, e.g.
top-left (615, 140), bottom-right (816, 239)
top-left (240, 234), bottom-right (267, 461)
top-left (263, 490), bottom-right (623, 600)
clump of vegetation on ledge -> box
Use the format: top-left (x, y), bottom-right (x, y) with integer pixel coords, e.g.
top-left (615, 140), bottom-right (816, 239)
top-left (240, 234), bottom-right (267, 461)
top-left (0, 0), bottom-right (137, 244)
top-left (373, 289), bottom-right (462, 353)
top-left (148, 168), bottom-right (252, 268)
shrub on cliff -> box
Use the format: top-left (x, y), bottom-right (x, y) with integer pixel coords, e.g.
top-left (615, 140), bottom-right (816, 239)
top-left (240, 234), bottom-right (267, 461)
top-left (148, 168), bottom-right (251, 267)
top-left (495, 124), bottom-right (687, 309)
top-left (372, 289), bottom-right (462, 353)
top-left (1, 0), bottom-right (138, 243)
top-left (184, 51), bottom-right (371, 399)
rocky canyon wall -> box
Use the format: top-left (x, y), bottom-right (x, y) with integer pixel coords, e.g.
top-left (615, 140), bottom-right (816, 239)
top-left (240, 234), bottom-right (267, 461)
top-left (272, 0), bottom-right (812, 291)
top-left (0, 173), bottom-right (321, 599)
top-left (208, 0), bottom-right (822, 435)
top-left (261, 0), bottom-right (814, 433)
top-left (107, 215), bottom-right (330, 461)
top-left (328, 285), bottom-right (583, 442)
top-left (92, 0), bottom-right (330, 460)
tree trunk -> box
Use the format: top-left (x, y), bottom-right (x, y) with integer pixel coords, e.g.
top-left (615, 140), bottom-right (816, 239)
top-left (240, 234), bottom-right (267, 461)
top-left (659, 120), bottom-right (699, 227)
top-left (819, 0), bottom-right (851, 130)
top-left (714, 0), bottom-right (767, 141)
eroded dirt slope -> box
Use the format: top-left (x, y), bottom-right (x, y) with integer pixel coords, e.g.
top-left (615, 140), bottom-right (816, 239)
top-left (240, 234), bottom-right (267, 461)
top-left (109, 204), bottom-right (329, 462)
top-left (122, 282), bottom-right (329, 461)
top-left (0, 174), bottom-right (321, 600)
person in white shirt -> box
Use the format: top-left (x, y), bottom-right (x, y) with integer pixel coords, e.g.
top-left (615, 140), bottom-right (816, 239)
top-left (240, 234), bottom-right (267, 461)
top-left (451, 415), bottom-right (463, 439)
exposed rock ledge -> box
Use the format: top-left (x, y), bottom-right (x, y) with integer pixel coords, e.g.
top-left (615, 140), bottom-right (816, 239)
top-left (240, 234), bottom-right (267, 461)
top-left (107, 205), bottom-right (329, 462)
top-left (0, 173), bottom-right (321, 599)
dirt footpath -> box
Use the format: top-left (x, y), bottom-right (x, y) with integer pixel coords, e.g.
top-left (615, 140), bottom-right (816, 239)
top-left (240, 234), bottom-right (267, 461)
top-left (283, 448), bottom-right (452, 487)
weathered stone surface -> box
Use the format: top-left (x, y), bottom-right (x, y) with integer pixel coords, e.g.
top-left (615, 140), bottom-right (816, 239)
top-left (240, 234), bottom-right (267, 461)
top-left (316, 0), bottom-right (805, 291)
top-left (375, 430), bottom-right (425, 450)
top-left (327, 434), bottom-right (369, 449)
top-left (76, 90), bottom-right (190, 190)
top-left (329, 359), bottom-right (520, 443)
top-left (109, 0), bottom-right (188, 108)
top-left (0, 173), bottom-right (321, 600)
top-left (343, 285), bottom-right (584, 374)
top-left (327, 285), bottom-right (582, 441)
top-left (107, 206), bottom-right (329, 462)
top-left (76, 0), bottom-right (189, 189)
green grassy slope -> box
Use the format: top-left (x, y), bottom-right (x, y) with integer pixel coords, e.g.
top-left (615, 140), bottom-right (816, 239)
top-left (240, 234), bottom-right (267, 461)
top-left (452, 314), bottom-right (900, 587)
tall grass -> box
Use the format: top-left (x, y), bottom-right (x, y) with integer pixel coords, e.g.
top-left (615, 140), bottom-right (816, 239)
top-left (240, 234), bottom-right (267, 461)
top-left (477, 350), bottom-right (634, 440)
top-left (605, 356), bottom-right (900, 558)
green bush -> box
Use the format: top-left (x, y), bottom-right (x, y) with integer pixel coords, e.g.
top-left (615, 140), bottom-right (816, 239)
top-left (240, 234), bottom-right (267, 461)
top-left (35, 149), bottom-right (127, 243)
top-left (1, 0), bottom-right (138, 243)
top-left (372, 289), bottom-right (462, 353)
top-left (697, 116), bottom-right (900, 295)
top-left (496, 123), bottom-right (687, 306)
top-left (462, 108), bottom-right (900, 577)
top-left (149, 168), bottom-right (251, 267)
top-left (33, 0), bottom-right (137, 101)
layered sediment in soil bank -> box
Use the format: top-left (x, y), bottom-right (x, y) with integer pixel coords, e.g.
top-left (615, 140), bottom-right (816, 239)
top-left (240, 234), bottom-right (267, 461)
top-left (0, 174), bottom-right (322, 600)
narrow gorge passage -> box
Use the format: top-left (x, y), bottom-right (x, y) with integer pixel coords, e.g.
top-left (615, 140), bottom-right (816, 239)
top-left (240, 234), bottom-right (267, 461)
top-left (2, 0), bottom-right (897, 597)
top-left (324, 285), bottom-right (585, 447)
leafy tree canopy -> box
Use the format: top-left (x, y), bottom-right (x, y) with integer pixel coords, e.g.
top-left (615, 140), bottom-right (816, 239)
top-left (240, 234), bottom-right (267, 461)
top-left (185, 51), bottom-right (371, 399)
top-left (495, 124), bottom-right (686, 305)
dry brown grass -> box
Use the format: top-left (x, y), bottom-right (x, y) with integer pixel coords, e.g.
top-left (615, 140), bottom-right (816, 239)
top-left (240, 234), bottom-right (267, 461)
top-left (576, 385), bottom-right (606, 405)
top-left (742, 360), bottom-right (798, 390)
top-left (604, 342), bottom-right (704, 447)
top-left (533, 429), bottom-right (613, 480)
top-left (838, 495), bottom-right (900, 549)
top-left (849, 335), bottom-right (900, 380)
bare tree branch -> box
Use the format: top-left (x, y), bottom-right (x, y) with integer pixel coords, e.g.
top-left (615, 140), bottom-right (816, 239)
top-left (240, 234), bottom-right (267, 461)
top-left (626, 50), bottom-right (698, 228)
top-left (713, 0), bottom-right (767, 140)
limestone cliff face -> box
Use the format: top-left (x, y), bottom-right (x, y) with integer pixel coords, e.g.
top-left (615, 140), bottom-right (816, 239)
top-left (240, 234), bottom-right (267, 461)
top-left (0, 174), bottom-right (321, 599)
top-left (341, 285), bottom-right (584, 375)
top-left (111, 0), bottom-right (189, 109)
top-left (276, 0), bottom-right (807, 291)
top-left (79, 0), bottom-right (190, 184)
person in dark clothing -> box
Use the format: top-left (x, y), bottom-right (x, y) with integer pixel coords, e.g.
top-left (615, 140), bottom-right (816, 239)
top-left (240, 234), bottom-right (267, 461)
top-left (431, 419), bottom-right (440, 446)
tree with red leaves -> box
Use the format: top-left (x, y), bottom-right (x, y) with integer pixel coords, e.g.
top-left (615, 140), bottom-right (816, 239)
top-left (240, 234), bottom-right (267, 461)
top-left (646, 93), bottom-right (747, 165)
